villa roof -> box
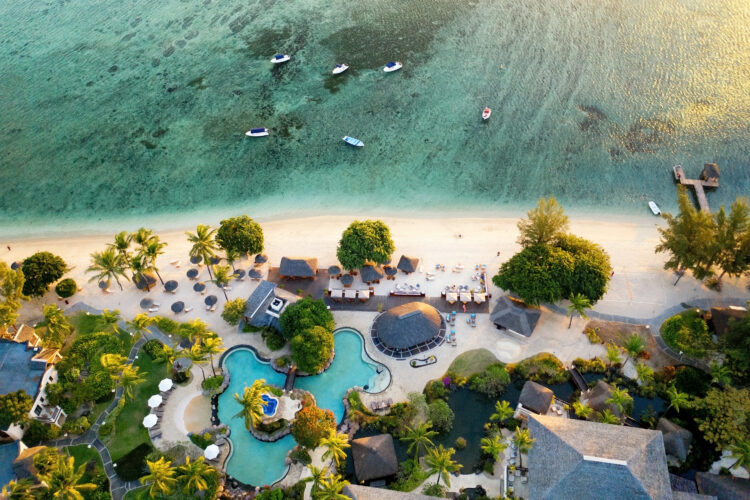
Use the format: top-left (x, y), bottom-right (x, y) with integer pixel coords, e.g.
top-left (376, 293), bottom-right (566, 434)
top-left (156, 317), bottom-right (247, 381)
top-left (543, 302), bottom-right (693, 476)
top-left (343, 484), bottom-right (435, 500)
top-left (696, 471), bottom-right (750, 500)
top-left (657, 418), bottom-right (692, 462)
top-left (279, 257), bottom-right (317, 278)
top-left (489, 296), bottom-right (541, 337)
top-left (582, 380), bottom-right (620, 417)
top-left (397, 255), bottom-right (419, 273)
top-left (360, 264), bottom-right (385, 283)
top-left (519, 380), bottom-right (554, 414)
top-left (373, 302), bottom-right (442, 350)
top-left (0, 340), bottom-right (46, 398)
top-left (244, 280), bottom-right (277, 322)
top-left (12, 445), bottom-right (46, 480)
top-left (709, 306), bottom-right (746, 337)
top-left (0, 441), bottom-right (21, 487)
top-left (351, 434), bottom-right (398, 482)
top-left (13, 325), bottom-right (41, 347)
top-left (528, 414), bottom-right (672, 500)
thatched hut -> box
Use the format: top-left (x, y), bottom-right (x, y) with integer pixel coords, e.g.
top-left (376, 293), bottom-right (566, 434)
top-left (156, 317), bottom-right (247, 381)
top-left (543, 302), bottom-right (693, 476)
top-left (351, 434), bottom-right (399, 483)
top-left (279, 257), bottom-right (318, 279)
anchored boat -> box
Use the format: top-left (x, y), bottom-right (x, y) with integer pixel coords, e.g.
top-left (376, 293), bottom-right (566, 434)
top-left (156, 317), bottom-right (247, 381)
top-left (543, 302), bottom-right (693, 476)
top-left (383, 61), bottom-right (402, 73)
top-left (246, 128), bottom-right (269, 137)
top-left (270, 54), bottom-right (290, 64)
top-left (343, 136), bottom-right (364, 147)
top-left (332, 64), bottom-right (349, 75)
top-left (482, 107), bottom-right (491, 120)
top-left (648, 201), bottom-right (661, 215)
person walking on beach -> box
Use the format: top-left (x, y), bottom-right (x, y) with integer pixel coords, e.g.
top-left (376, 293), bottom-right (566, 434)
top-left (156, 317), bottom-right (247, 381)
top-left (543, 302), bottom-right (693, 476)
top-left (6, 246), bottom-right (10, 251)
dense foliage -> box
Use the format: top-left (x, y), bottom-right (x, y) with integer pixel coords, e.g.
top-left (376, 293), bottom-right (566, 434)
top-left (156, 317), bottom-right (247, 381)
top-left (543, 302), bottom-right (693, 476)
top-left (216, 215), bottom-right (264, 256)
top-left (142, 339), bottom-right (166, 359)
top-left (660, 310), bottom-right (712, 358)
top-left (290, 403), bottom-right (336, 448)
top-left (0, 390), bottom-right (33, 428)
top-left (694, 387), bottom-right (750, 449)
top-left (279, 297), bottom-right (335, 341)
top-left (721, 312), bottom-right (750, 385)
top-left (21, 251), bottom-right (67, 297)
top-left (427, 400), bottom-right (455, 434)
top-left (517, 197), bottom-right (569, 247)
top-left (336, 219), bottom-right (395, 270)
top-left (23, 420), bottom-right (62, 444)
top-left (55, 278), bottom-right (78, 298)
top-left (468, 363), bottom-right (510, 397)
top-left (291, 326), bottom-right (334, 374)
top-left (221, 298), bottom-right (247, 326)
top-left (114, 443), bottom-right (153, 481)
top-left (201, 375), bottom-right (224, 392)
top-left (262, 327), bottom-right (286, 351)
top-left (0, 260), bottom-right (26, 327)
top-left (510, 352), bottom-right (569, 384)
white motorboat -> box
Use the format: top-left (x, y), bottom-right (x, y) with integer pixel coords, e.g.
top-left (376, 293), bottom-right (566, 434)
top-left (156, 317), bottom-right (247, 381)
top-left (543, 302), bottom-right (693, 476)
top-left (482, 107), bottom-right (491, 120)
top-left (383, 61), bottom-right (402, 72)
top-left (270, 54), bottom-right (290, 64)
top-left (343, 136), bottom-right (364, 147)
top-left (246, 128), bottom-right (269, 137)
top-left (332, 64), bottom-right (349, 75)
top-left (648, 201), bottom-right (661, 215)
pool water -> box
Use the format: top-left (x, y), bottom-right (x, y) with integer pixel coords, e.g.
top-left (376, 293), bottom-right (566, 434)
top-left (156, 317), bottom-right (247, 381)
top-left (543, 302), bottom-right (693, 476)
top-left (218, 329), bottom-right (388, 486)
top-left (261, 394), bottom-right (278, 416)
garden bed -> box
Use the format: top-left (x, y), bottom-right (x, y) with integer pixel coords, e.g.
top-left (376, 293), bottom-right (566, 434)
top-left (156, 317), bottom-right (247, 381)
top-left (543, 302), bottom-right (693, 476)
top-left (585, 319), bottom-right (674, 368)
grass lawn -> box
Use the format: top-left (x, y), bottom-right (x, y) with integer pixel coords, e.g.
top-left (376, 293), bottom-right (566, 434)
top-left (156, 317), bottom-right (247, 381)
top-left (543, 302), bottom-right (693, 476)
top-left (66, 444), bottom-right (107, 490)
top-left (448, 348), bottom-right (499, 378)
top-left (104, 351), bottom-right (167, 461)
top-left (660, 309), bottom-right (713, 358)
top-left (123, 486), bottom-right (149, 500)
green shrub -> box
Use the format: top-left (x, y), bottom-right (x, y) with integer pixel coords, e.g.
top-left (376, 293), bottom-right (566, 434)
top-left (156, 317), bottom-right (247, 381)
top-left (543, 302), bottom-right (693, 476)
top-left (511, 352), bottom-right (570, 384)
top-left (661, 310), bottom-right (712, 358)
top-left (62, 416), bottom-right (90, 435)
top-left (201, 375), bottom-right (225, 391)
top-left (98, 422), bottom-right (113, 436)
top-left (262, 327), bottom-right (286, 351)
top-left (242, 323), bottom-right (263, 333)
top-left (256, 418), bottom-right (288, 435)
top-left (114, 443), bottom-right (153, 481)
top-left (221, 298), bottom-right (247, 326)
top-left (422, 482), bottom-right (446, 497)
top-left (584, 327), bottom-right (602, 344)
top-left (189, 432), bottom-right (213, 449)
top-left (390, 459), bottom-right (430, 492)
top-left (291, 326), bottom-right (334, 374)
top-left (573, 357), bottom-right (607, 373)
top-left (469, 363), bottom-right (510, 397)
top-left (275, 356), bottom-right (290, 368)
top-left (266, 385), bottom-right (283, 397)
top-left (153, 316), bottom-right (179, 335)
top-left (21, 251), bottom-right (67, 297)
top-left (424, 379), bottom-right (447, 402)
top-left (256, 488), bottom-right (284, 500)
top-left (23, 420), bottom-right (61, 444)
top-left (55, 278), bottom-right (77, 298)
top-left (289, 446), bottom-right (312, 465)
top-left (455, 437), bottom-right (467, 449)
top-left (142, 339), bottom-right (165, 359)
top-left (428, 399), bottom-right (454, 434)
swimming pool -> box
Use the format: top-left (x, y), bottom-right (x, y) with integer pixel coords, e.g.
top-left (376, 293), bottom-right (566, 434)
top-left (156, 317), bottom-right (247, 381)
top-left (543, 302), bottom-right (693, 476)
top-left (261, 394), bottom-right (278, 416)
top-left (218, 329), bottom-right (389, 486)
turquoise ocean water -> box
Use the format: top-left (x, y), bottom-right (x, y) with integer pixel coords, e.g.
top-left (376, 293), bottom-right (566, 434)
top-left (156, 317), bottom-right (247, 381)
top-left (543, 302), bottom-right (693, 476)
top-left (1, 0), bottom-right (748, 236)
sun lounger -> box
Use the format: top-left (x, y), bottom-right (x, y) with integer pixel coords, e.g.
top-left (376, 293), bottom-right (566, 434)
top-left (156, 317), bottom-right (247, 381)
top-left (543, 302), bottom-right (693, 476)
top-left (184, 307), bottom-right (193, 313)
top-left (210, 305), bottom-right (217, 312)
top-left (148, 307), bottom-right (159, 313)
top-left (152, 302), bottom-right (161, 307)
top-left (223, 286), bottom-right (232, 291)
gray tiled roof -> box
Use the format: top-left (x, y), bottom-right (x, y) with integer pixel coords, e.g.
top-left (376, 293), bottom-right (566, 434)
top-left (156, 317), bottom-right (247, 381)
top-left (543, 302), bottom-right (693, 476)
top-left (657, 418), bottom-right (692, 462)
top-left (279, 257), bottom-right (317, 278)
top-left (351, 434), bottom-right (398, 482)
top-left (489, 296), bottom-right (541, 337)
top-left (696, 472), bottom-right (749, 500)
top-left (243, 280), bottom-right (276, 324)
top-left (519, 380), bottom-right (554, 414)
top-left (528, 414), bottom-right (672, 500)
top-left (373, 302), bottom-right (442, 349)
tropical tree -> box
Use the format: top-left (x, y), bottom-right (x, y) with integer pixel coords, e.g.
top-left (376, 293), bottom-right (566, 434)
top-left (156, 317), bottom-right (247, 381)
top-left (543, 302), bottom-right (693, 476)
top-left (291, 326), bottom-right (334, 374)
top-left (320, 430), bottom-right (350, 469)
top-left (566, 293), bottom-right (591, 329)
top-left (127, 313), bottom-right (154, 341)
top-left (605, 386), bottom-right (632, 417)
top-left (132, 227), bottom-right (155, 249)
top-left (512, 428), bottom-right (536, 468)
top-left (187, 224), bottom-right (220, 279)
top-left (141, 238), bottom-right (167, 285)
top-left (279, 297), bottom-right (335, 341)
top-left (21, 251), bottom-right (67, 297)
top-left (695, 387), bottom-right (750, 449)
top-left (176, 456), bottom-right (215, 495)
top-left (140, 457), bottom-right (177, 498)
top-left (37, 456), bottom-right (96, 500)
top-left (187, 341), bottom-right (209, 382)
top-left (291, 404), bottom-right (336, 448)
top-left (224, 248), bottom-right (240, 271)
top-left (401, 422), bottom-right (437, 465)
top-left (517, 197), bottom-right (569, 247)
top-left (100, 309), bottom-right (121, 335)
top-left (210, 264), bottom-right (232, 301)
top-left (635, 363), bottom-right (654, 385)
top-left (712, 198), bottom-right (750, 282)
top-left (710, 361), bottom-right (732, 387)
top-left (118, 364), bottom-right (146, 401)
top-left (623, 334), bottom-right (646, 363)
top-left (221, 298), bottom-right (247, 326)
top-left (41, 304), bottom-right (73, 348)
top-left (233, 379), bottom-right (266, 430)
top-left (336, 220), bottom-right (395, 271)
top-left (0, 390), bottom-right (33, 428)
top-left (155, 344), bottom-right (178, 368)
top-left (200, 334), bottom-right (224, 377)
top-left (572, 401), bottom-right (593, 420)
top-left (490, 400), bottom-right (514, 424)
top-left (129, 253), bottom-right (155, 292)
top-left (605, 343), bottom-right (622, 368)
top-left (109, 231), bottom-right (132, 259)
top-left (87, 248), bottom-right (129, 291)
top-left (728, 440), bottom-right (750, 471)
top-left (313, 473), bottom-right (349, 500)
top-left (306, 465), bottom-right (326, 492)
top-left (425, 445), bottom-right (460, 487)
top-left (216, 215), bottom-right (264, 256)
top-left (665, 385), bottom-right (690, 414)
top-left (480, 433), bottom-right (507, 464)
top-left (598, 409), bottom-right (619, 425)
top-left (1, 478), bottom-right (35, 500)
top-left (100, 353), bottom-right (128, 375)
top-left (0, 260), bottom-right (27, 327)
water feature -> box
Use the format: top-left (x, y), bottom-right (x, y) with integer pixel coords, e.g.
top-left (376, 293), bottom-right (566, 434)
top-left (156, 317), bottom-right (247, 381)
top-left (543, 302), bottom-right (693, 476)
top-left (261, 394), bottom-right (278, 416)
top-left (218, 329), bottom-right (388, 486)
top-left (2, 1), bottom-right (749, 236)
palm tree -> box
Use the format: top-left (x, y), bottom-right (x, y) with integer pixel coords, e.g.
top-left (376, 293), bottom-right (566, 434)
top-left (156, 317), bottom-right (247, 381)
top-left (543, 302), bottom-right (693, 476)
top-left (1, 478), bottom-right (35, 500)
top-left (37, 456), bottom-right (96, 500)
top-left (183, 318), bottom-right (211, 344)
top-left (141, 238), bottom-right (167, 285)
top-left (176, 456), bottom-right (214, 495)
top-left (572, 401), bottom-right (593, 420)
top-left (512, 429), bottom-right (535, 469)
top-left (132, 227), bottom-right (155, 249)
top-left (187, 224), bottom-right (220, 279)
top-left (598, 409), bottom-right (619, 425)
top-left (306, 465), bottom-right (326, 492)
top-left (313, 473), bottom-right (350, 500)
top-left (605, 343), bottom-right (622, 368)
top-left (140, 457), bottom-right (177, 498)
top-left (127, 313), bottom-right (154, 341)
top-left (43, 304), bottom-right (72, 347)
top-left (490, 400), bottom-right (514, 424)
top-left (480, 433), bottom-right (507, 464)
top-left (567, 293), bottom-right (591, 329)
top-left (200, 334), bottom-right (224, 377)
top-left (108, 231), bottom-right (132, 260)
top-left (623, 334), bottom-right (646, 363)
top-left (88, 248), bottom-right (129, 290)
top-left (155, 344), bottom-right (178, 368)
top-left (100, 353), bottom-right (128, 375)
top-left (233, 379), bottom-right (266, 430)
top-left (605, 386), bottom-right (632, 417)
top-left (210, 264), bottom-right (232, 301)
top-left (321, 430), bottom-right (351, 469)
top-left (425, 445), bottom-right (460, 487)
top-left (188, 341), bottom-right (209, 382)
top-left (118, 365), bottom-right (146, 401)
top-left (729, 440), bottom-right (750, 471)
top-left (225, 248), bottom-right (240, 271)
top-left (401, 422), bottom-right (438, 465)
top-left (710, 361), bottom-right (732, 387)
top-left (129, 253), bottom-right (155, 292)
top-left (665, 385), bottom-right (690, 414)
top-left (100, 309), bottom-right (121, 334)
top-left (635, 363), bottom-right (654, 385)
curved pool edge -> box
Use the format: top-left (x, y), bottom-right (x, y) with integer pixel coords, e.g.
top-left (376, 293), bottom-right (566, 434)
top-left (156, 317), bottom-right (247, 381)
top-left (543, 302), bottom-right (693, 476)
top-left (333, 327), bottom-right (393, 395)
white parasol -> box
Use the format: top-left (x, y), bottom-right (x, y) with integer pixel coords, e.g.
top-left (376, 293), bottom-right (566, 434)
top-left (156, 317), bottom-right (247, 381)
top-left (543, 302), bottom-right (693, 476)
top-left (158, 378), bottom-right (173, 392)
top-left (204, 444), bottom-right (220, 460)
top-left (142, 414), bottom-right (158, 428)
top-left (147, 394), bottom-right (163, 408)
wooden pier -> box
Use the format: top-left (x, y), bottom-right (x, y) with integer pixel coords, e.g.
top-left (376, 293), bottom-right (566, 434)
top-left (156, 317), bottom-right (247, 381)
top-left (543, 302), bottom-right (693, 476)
top-left (672, 164), bottom-right (719, 213)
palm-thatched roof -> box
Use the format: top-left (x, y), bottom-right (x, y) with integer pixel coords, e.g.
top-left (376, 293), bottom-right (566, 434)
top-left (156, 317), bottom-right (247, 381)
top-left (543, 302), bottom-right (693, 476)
top-left (581, 380), bottom-right (621, 417)
top-left (373, 302), bottom-right (442, 349)
top-left (701, 163), bottom-right (720, 181)
top-left (489, 296), bottom-right (541, 337)
top-left (360, 264), bottom-right (385, 283)
top-left (519, 380), bottom-right (554, 414)
top-left (12, 445), bottom-right (46, 479)
top-left (279, 257), bottom-right (318, 278)
top-left (709, 306), bottom-right (746, 337)
top-left (351, 434), bottom-right (398, 483)
top-left (657, 418), bottom-right (692, 462)
top-left (528, 414), bottom-right (672, 500)
top-left (397, 255), bottom-right (419, 273)
top-left (343, 484), bottom-right (435, 499)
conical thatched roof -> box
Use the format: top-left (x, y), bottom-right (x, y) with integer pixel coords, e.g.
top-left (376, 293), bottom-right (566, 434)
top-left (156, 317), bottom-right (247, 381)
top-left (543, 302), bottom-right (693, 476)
top-left (351, 434), bottom-right (398, 482)
top-left (397, 255), bottom-right (419, 273)
top-left (489, 296), bottom-right (541, 337)
top-left (519, 380), bottom-right (554, 414)
top-left (373, 302), bottom-right (442, 349)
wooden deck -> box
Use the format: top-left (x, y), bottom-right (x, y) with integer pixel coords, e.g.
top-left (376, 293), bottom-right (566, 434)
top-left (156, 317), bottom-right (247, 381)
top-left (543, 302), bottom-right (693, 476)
top-left (673, 165), bottom-right (718, 213)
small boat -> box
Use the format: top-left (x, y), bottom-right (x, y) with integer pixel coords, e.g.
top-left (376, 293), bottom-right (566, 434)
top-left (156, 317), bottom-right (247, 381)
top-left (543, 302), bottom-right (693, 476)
top-left (383, 61), bottom-right (402, 73)
top-left (343, 136), bottom-right (364, 147)
top-left (332, 64), bottom-right (349, 75)
top-left (648, 201), bottom-right (661, 215)
top-left (482, 107), bottom-right (491, 120)
top-left (245, 128), bottom-right (269, 137)
top-left (270, 54), bottom-right (290, 64)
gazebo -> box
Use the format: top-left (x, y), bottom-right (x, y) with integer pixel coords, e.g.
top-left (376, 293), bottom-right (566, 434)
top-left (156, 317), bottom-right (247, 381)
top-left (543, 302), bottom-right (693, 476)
top-left (371, 302), bottom-right (446, 358)
top-left (700, 163), bottom-right (720, 183)
top-left (360, 264), bottom-right (384, 284)
top-left (279, 257), bottom-right (318, 279)
top-left (489, 296), bottom-right (541, 337)
top-left (581, 380), bottom-right (621, 418)
top-left (519, 380), bottom-right (554, 415)
top-left (396, 255), bottom-right (419, 274)
top-left (351, 434), bottom-right (398, 484)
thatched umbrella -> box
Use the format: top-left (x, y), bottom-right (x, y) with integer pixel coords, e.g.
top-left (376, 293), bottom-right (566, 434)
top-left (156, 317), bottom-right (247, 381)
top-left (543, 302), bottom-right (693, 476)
top-left (360, 265), bottom-right (384, 284)
top-left (328, 265), bottom-right (342, 278)
top-left (164, 280), bottom-right (178, 292)
top-left (186, 268), bottom-right (199, 279)
top-left (384, 266), bottom-right (398, 280)
top-left (340, 274), bottom-right (354, 287)
top-left (233, 269), bottom-right (246, 279)
top-left (205, 295), bottom-right (218, 306)
top-left (171, 301), bottom-right (185, 313)
top-left (210, 256), bottom-right (221, 265)
top-left (193, 282), bottom-right (206, 292)
top-left (248, 269), bottom-right (262, 280)
top-left (254, 254), bottom-right (268, 265)
top-left (98, 280), bottom-right (109, 290)
top-left (139, 298), bottom-right (154, 310)
top-left (10, 261), bottom-right (22, 271)
top-left (190, 255), bottom-right (202, 265)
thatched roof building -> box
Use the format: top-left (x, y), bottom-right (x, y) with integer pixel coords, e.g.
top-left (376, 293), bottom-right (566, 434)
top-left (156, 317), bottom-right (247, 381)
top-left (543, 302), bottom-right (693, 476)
top-left (489, 296), bottom-right (541, 337)
top-left (343, 485), bottom-right (436, 499)
top-left (581, 380), bottom-right (621, 417)
top-left (708, 306), bottom-right (746, 337)
top-left (360, 264), bottom-right (385, 283)
top-left (657, 418), bottom-right (692, 462)
top-left (528, 414), bottom-right (672, 499)
top-left (279, 257), bottom-right (318, 279)
top-left (351, 434), bottom-right (398, 483)
top-left (700, 163), bottom-right (720, 182)
top-left (372, 302), bottom-right (444, 355)
top-left (397, 255), bottom-right (419, 274)
top-left (519, 380), bottom-right (554, 414)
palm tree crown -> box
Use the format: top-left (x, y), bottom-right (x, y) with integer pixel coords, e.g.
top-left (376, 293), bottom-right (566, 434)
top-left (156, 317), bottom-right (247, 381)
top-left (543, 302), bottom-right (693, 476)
top-left (233, 379), bottom-right (267, 430)
top-left (490, 400), bottom-right (514, 423)
top-left (127, 313), bottom-right (154, 341)
top-left (605, 386), bottom-right (632, 417)
top-left (210, 264), bottom-right (232, 301)
top-left (187, 224), bottom-right (219, 279)
top-left (108, 231), bottom-right (132, 259)
top-left (567, 293), bottom-right (591, 328)
top-left (313, 473), bottom-right (350, 500)
top-left (425, 445), bottom-right (460, 487)
top-left (321, 430), bottom-right (351, 469)
top-left (141, 238), bottom-right (167, 285)
top-left (480, 433), bottom-right (507, 463)
top-left (87, 248), bottom-right (129, 291)
top-left (512, 428), bottom-right (536, 468)
top-left (2, 478), bottom-right (36, 500)
top-left (37, 456), bottom-right (96, 500)
top-left (665, 385), bottom-right (690, 414)
top-left (140, 457), bottom-right (177, 498)
top-left (401, 422), bottom-right (437, 465)
top-left (118, 364), bottom-right (146, 401)
top-left (177, 456), bottom-right (215, 494)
